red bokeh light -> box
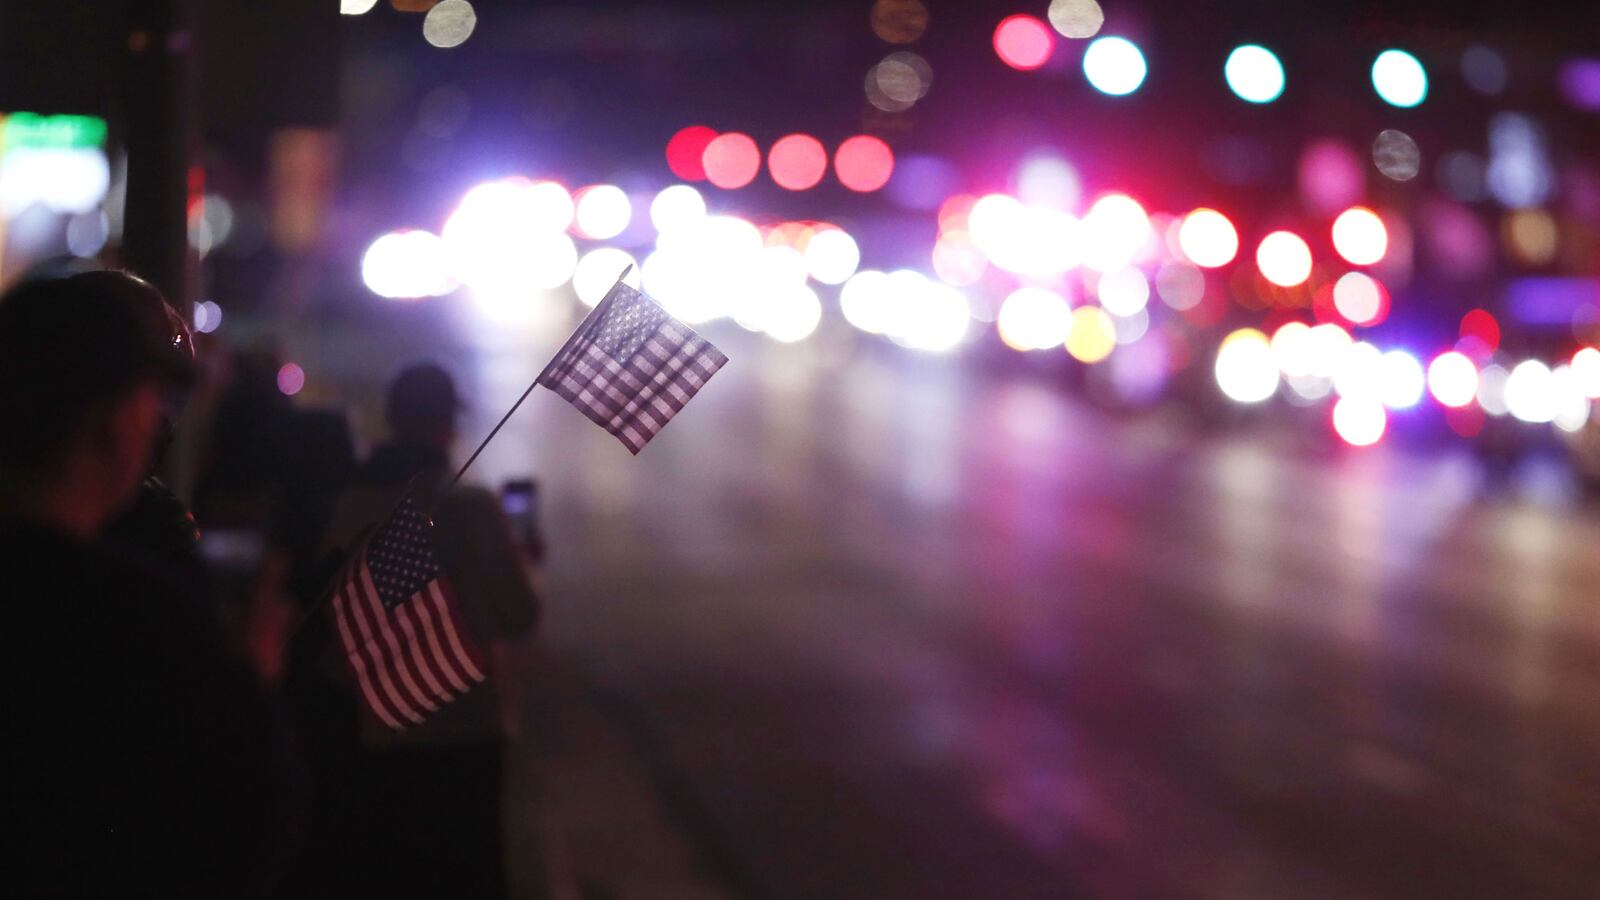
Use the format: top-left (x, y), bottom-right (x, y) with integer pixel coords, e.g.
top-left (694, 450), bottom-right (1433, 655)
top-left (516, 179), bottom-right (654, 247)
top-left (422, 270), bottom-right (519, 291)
top-left (702, 132), bottom-right (761, 189)
top-left (1445, 404), bottom-right (1485, 438)
top-left (834, 135), bottom-right (895, 193)
top-left (993, 15), bottom-right (1054, 71)
top-left (665, 125), bottom-right (718, 181)
top-left (1460, 308), bottom-right (1500, 353)
top-left (938, 194), bottom-right (978, 233)
top-left (768, 134), bottom-right (828, 191)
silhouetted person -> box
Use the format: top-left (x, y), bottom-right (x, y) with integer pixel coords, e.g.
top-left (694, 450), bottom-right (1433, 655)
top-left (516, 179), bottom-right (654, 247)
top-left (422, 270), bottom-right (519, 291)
top-left (88, 272), bottom-right (207, 581)
top-left (0, 272), bottom-right (298, 899)
top-left (194, 344), bottom-right (294, 529)
top-left (321, 362), bottom-right (538, 900)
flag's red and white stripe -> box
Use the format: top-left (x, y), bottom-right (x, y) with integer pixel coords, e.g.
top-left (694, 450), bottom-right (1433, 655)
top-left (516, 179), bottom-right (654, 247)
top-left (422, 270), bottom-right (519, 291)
top-left (331, 551), bottom-right (486, 730)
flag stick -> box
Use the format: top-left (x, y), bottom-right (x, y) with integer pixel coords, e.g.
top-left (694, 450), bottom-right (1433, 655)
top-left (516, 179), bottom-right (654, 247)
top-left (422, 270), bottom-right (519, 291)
top-left (446, 265), bottom-right (633, 489)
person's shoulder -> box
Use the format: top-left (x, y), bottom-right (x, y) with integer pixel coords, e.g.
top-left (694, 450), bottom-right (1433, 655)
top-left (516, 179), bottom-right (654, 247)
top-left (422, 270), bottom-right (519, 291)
top-left (445, 481), bottom-right (498, 506)
top-left (1, 518), bottom-right (220, 651)
top-left (0, 518), bottom-right (128, 592)
top-left (438, 482), bottom-right (505, 521)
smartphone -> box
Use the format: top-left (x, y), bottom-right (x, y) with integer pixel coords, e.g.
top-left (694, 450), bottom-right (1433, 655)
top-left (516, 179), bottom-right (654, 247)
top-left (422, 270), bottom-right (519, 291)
top-left (501, 478), bottom-right (542, 559)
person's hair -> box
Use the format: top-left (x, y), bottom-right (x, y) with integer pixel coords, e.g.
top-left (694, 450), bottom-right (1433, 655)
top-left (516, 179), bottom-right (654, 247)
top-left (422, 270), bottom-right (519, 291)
top-left (0, 273), bottom-right (171, 486)
top-left (385, 363), bottom-right (458, 444)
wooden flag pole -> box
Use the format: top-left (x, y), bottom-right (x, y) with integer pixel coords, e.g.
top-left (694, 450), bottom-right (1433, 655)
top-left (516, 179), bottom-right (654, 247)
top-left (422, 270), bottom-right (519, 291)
top-left (446, 265), bottom-right (633, 490)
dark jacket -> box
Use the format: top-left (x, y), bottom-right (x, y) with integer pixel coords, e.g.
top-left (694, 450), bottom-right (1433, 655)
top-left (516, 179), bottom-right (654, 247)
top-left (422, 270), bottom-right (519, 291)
top-left (1, 517), bottom-right (299, 899)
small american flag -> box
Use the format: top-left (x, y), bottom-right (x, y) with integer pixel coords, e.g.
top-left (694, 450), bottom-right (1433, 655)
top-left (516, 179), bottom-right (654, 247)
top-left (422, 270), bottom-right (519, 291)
top-left (330, 499), bottom-right (486, 730)
top-left (537, 280), bottom-right (727, 454)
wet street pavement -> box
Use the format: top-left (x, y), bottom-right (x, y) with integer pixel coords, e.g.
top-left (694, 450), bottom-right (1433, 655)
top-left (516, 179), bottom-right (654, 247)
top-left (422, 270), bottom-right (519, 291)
top-left (308, 314), bottom-right (1600, 899)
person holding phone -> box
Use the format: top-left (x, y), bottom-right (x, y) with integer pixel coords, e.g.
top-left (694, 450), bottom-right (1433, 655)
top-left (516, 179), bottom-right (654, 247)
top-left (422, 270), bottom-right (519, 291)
top-left (318, 362), bottom-right (538, 900)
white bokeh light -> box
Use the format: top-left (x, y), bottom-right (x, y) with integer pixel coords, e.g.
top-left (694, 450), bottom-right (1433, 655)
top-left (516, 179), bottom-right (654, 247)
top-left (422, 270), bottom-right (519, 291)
top-left (1083, 36), bottom-right (1148, 96)
top-left (1372, 49), bottom-right (1428, 108)
top-left (1225, 45), bottom-right (1286, 103)
top-left (1097, 267), bottom-right (1150, 316)
top-left (573, 185), bottom-right (631, 240)
top-left (1427, 351), bottom-right (1478, 407)
top-left (762, 284), bottom-right (823, 343)
top-left (1333, 396), bottom-right (1386, 446)
top-left (1081, 193), bottom-right (1151, 271)
top-left (1215, 328), bottom-right (1279, 403)
top-left (362, 230), bottom-right (455, 299)
top-left (803, 229), bottom-right (861, 285)
top-left (1016, 154), bottom-right (1082, 211)
top-left (1505, 359), bottom-right (1556, 423)
top-left (1333, 341), bottom-right (1385, 400)
top-left (572, 247), bottom-right (640, 306)
top-left (1570, 347), bottom-right (1600, 398)
top-left (649, 184), bottom-right (707, 234)
top-left (443, 179), bottom-right (574, 292)
top-left (841, 270), bottom-right (893, 334)
top-left (997, 287), bottom-right (1073, 351)
top-left (1378, 349), bottom-right (1426, 409)
top-left (1271, 321), bottom-right (1314, 377)
top-left (898, 283), bottom-right (970, 353)
top-left (1551, 365), bottom-right (1592, 433)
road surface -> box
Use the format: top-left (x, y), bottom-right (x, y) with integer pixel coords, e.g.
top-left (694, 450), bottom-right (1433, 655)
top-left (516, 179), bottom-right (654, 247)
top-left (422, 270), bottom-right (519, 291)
top-left (309, 311), bottom-right (1600, 899)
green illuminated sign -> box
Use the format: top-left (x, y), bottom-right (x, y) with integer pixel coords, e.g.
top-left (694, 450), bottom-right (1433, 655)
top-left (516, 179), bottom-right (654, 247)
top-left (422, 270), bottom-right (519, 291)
top-left (1, 112), bottom-right (108, 152)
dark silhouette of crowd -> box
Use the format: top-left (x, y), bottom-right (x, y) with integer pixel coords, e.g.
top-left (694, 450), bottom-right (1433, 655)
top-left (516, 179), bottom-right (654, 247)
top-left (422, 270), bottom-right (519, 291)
top-left (0, 270), bottom-right (540, 899)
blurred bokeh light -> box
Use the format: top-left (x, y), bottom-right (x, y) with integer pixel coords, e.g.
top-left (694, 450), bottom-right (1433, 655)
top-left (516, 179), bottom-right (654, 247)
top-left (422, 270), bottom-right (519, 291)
top-left (1332, 396), bottom-right (1386, 445)
top-left (703, 133), bottom-right (762, 189)
top-left (1372, 129), bottom-right (1421, 181)
top-left (666, 125), bottom-right (717, 182)
top-left (1215, 328), bottom-right (1278, 402)
top-left (767, 134), bottom-right (829, 191)
top-left (1066, 306), bottom-right (1117, 362)
top-left (362, 229), bottom-right (455, 299)
top-left (870, 0), bottom-right (928, 44)
top-left (1256, 231), bottom-right (1313, 287)
top-left (1332, 272), bottom-right (1386, 325)
top-left (572, 247), bottom-right (640, 307)
top-left (422, 0), bottom-right (477, 49)
top-left (998, 287), bottom-right (1073, 351)
top-left (1083, 36), bottom-right (1148, 96)
top-left (1427, 351), bottom-right (1480, 407)
top-left (803, 228), bottom-right (861, 285)
top-left (1332, 207), bottom-right (1388, 265)
top-left (1048, 0), bottom-right (1104, 39)
top-left (1177, 208), bottom-right (1239, 267)
top-left (649, 184), bottom-right (707, 234)
top-left (834, 135), bottom-right (895, 192)
top-left (1371, 49), bottom-right (1428, 107)
top-left (1225, 45), bottom-right (1286, 104)
top-left (994, 15), bottom-right (1055, 71)
top-left (573, 185), bottom-right (631, 240)
top-left (1082, 193), bottom-right (1150, 271)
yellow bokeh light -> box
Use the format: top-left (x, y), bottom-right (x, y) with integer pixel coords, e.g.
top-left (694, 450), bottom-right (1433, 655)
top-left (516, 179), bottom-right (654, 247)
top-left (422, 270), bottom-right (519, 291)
top-left (1503, 209), bottom-right (1558, 266)
top-left (1066, 306), bottom-right (1116, 362)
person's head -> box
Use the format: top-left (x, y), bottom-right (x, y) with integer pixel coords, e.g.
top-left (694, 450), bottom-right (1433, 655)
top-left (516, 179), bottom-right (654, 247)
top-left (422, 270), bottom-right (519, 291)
top-left (0, 271), bottom-right (196, 534)
top-left (384, 363), bottom-right (460, 448)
